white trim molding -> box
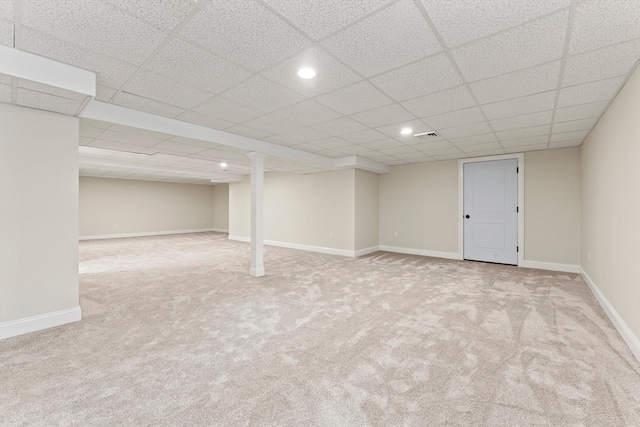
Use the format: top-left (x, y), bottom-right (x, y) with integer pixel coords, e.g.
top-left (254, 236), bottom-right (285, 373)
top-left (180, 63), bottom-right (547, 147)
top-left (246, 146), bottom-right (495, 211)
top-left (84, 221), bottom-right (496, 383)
top-left (79, 228), bottom-right (222, 241)
top-left (521, 260), bottom-right (581, 273)
top-left (354, 246), bottom-right (381, 257)
top-left (458, 153), bottom-right (525, 265)
top-left (0, 306), bottom-right (82, 340)
top-left (228, 235), bottom-right (376, 258)
top-left (379, 245), bottom-right (459, 260)
top-left (580, 268), bottom-right (640, 364)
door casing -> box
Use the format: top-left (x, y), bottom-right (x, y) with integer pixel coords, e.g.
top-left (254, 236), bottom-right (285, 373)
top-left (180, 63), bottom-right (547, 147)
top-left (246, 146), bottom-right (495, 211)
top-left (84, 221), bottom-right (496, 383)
top-left (458, 153), bottom-right (524, 266)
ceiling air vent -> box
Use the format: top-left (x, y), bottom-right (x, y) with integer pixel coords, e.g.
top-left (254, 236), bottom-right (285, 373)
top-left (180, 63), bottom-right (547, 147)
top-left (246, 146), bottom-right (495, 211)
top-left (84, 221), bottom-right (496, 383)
top-left (414, 131), bottom-right (438, 139)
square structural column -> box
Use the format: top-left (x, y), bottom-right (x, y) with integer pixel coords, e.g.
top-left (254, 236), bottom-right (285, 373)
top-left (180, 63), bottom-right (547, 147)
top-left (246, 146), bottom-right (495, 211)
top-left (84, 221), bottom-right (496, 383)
top-left (246, 152), bottom-right (267, 277)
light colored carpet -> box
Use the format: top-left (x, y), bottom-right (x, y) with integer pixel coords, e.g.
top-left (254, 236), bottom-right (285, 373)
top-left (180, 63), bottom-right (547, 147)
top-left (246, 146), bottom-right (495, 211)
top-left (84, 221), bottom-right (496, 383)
top-left (1, 232), bottom-right (638, 426)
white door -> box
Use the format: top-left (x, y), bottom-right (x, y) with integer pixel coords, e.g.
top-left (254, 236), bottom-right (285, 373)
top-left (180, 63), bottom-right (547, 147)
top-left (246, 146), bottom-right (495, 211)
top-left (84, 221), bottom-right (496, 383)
top-left (463, 159), bottom-right (518, 265)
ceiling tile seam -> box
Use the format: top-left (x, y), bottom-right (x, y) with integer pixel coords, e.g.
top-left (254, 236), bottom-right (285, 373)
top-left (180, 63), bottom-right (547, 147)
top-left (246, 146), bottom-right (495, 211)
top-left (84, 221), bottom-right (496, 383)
top-left (110, 1), bottom-right (211, 104)
top-left (565, 36), bottom-right (640, 60)
top-left (101, 0), bottom-right (196, 36)
top-left (547, 0), bottom-right (580, 148)
top-left (10, 0), bottom-right (22, 103)
top-left (412, 0), bottom-right (504, 152)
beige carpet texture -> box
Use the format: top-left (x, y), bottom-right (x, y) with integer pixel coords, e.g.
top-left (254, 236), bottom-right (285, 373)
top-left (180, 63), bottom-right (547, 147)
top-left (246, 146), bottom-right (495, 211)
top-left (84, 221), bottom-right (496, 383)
top-left (1, 232), bottom-right (639, 426)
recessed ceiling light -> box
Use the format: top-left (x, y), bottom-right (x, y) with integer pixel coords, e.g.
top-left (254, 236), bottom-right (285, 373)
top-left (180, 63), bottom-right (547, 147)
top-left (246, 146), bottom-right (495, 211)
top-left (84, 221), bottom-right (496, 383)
top-left (220, 162), bottom-right (227, 168)
top-left (400, 127), bottom-right (413, 135)
top-left (297, 68), bottom-right (316, 79)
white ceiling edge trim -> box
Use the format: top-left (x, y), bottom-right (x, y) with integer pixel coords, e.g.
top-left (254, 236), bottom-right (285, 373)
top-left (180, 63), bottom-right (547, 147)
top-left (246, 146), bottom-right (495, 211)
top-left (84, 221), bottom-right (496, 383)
top-left (79, 156), bottom-right (245, 182)
top-left (334, 156), bottom-right (391, 174)
top-left (81, 100), bottom-right (336, 168)
top-left (0, 46), bottom-right (96, 97)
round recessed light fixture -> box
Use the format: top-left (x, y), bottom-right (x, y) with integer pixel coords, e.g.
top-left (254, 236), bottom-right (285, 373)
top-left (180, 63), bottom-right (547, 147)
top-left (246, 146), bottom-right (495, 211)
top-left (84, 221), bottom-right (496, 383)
top-left (220, 162), bottom-right (227, 168)
top-left (297, 68), bottom-right (316, 79)
top-left (400, 127), bottom-right (413, 135)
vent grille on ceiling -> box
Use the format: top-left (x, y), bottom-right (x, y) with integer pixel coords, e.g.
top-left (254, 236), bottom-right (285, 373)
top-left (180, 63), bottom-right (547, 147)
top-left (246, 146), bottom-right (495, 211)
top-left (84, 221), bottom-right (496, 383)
top-left (414, 131), bottom-right (438, 139)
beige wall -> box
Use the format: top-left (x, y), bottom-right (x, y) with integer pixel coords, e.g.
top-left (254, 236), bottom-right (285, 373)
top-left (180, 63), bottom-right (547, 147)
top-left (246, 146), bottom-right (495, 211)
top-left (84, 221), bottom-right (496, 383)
top-left (524, 148), bottom-right (581, 265)
top-left (79, 177), bottom-right (216, 237)
top-left (229, 169), bottom-right (356, 251)
top-left (0, 104), bottom-right (79, 324)
top-left (379, 160), bottom-right (459, 254)
top-left (581, 65), bottom-right (640, 340)
top-left (354, 169), bottom-right (380, 251)
top-left (212, 183), bottom-right (229, 231)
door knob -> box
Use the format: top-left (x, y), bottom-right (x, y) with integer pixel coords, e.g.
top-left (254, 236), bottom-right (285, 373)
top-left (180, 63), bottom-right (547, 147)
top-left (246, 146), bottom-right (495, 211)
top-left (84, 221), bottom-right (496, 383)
top-left (465, 215), bottom-right (470, 219)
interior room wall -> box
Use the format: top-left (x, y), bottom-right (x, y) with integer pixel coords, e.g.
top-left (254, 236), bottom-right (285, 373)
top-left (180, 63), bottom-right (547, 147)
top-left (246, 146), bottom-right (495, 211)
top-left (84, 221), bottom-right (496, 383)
top-left (354, 169), bottom-right (380, 252)
top-left (79, 177), bottom-right (216, 238)
top-left (212, 183), bottom-right (229, 232)
top-left (379, 160), bottom-right (459, 256)
top-left (581, 65), bottom-right (640, 345)
top-left (524, 148), bottom-right (581, 267)
top-left (0, 104), bottom-right (80, 336)
top-left (229, 169), bottom-right (356, 251)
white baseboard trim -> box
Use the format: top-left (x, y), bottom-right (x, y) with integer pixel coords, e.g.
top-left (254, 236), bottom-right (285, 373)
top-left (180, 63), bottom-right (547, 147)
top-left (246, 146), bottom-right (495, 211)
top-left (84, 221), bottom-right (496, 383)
top-left (79, 228), bottom-right (223, 241)
top-left (228, 235), bottom-right (367, 258)
top-left (379, 245), bottom-right (460, 260)
top-left (0, 306), bottom-right (82, 340)
top-left (521, 260), bottom-right (581, 273)
top-left (580, 268), bottom-right (640, 364)
top-left (354, 246), bottom-right (380, 257)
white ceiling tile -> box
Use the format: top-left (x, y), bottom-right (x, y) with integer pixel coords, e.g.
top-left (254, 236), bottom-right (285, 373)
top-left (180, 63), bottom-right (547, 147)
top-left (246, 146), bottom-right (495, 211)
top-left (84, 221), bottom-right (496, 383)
top-left (263, 0), bottom-right (392, 40)
top-left (241, 113), bottom-right (305, 135)
top-left (460, 142), bottom-right (504, 153)
top-left (437, 121), bottom-right (493, 139)
top-left (569, 0), bottom-right (640, 55)
top-left (480, 91), bottom-right (557, 120)
top-left (88, 139), bottom-right (158, 154)
top-left (17, 79), bottom-right (86, 101)
top-left (553, 118), bottom-right (597, 133)
top-left (22, 0), bottom-right (166, 65)
top-left (179, 0), bottom-right (311, 71)
top-left (168, 136), bottom-right (220, 150)
top-left (279, 127), bottom-right (332, 143)
top-left (423, 107), bottom-right (485, 130)
top-left (401, 133), bottom-right (447, 146)
top-left (393, 152), bottom-right (435, 162)
top-left (97, 130), bottom-right (164, 147)
top-left (104, 0), bottom-right (194, 31)
top-left (192, 96), bottom-right (264, 124)
top-left (341, 129), bottom-right (388, 144)
top-left (496, 125), bottom-right (551, 141)
top-left (452, 11), bottom-right (568, 82)
top-left (16, 88), bottom-right (81, 115)
top-left (401, 85), bottom-right (476, 117)
top-left (447, 133), bottom-right (498, 147)
top-left (224, 125), bottom-right (272, 140)
top-left (273, 100), bottom-right (342, 126)
top-left (308, 137), bottom-right (353, 150)
top-left (152, 141), bottom-right (207, 155)
top-left (332, 144), bottom-right (374, 155)
top-left (124, 69), bottom-right (212, 109)
top-left (504, 143), bottom-right (548, 153)
top-left (371, 53), bottom-right (462, 101)
top-left (80, 118), bottom-right (112, 129)
top-left (313, 149), bottom-right (344, 158)
top-left (464, 148), bottom-right (505, 157)
top-left (175, 110), bottom-right (235, 130)
top-left (554, 101), bottom-right (608, 122)
top-left (378, 145), bottom-right (421, 156)
top-left (421, 146), bottom-right (463, 156)
top-left (500, 135), bottom-right (550, 147)
top-left (145, 38), bottom-right (251, 95)
top-left (563, 39), bottom-right (640, 87)
top-left (0, 0), bottom-right (14, 21)
top-left (221, 76), bottom-right (305, 114)
top-left (107, 124), bottom-right (172, 140)
top-left (315, 81), bottom-right (393, 115)
top-left (550, 130), bottom-right (589, 142)
top-left (1, 19), bottom-right (13, 46)
top-left (470, 61), bottom-right (561, 104)
top-left (111, 92), bottom-right (185, 118)
top-left (322, 0), bottom-right (441, 76)
top-left (291, 143), bottom-right (328, 153)
top-left (0, 83), bottom-right (11, 103)
top-left (20, 27), bottom-right (138, 89)
top-left (261, 135), bottom-right (299, 147)
top-left (375, 120), bottom-right (436, 139)
top-left (349, 104), bottom-right (416, 128)
top-left (108, 151), bottom-right (156, 162)
top-left (422, 0), bottom-right (569, 47)
top-left (361, 139), bottom-right (404, 150)
top-left (490, 110), bottom-right (553, 132)
top-left (411, 140), bottom-right (454, 151)
top-left (310, 117), bottom-right (369, 136)
top-left (557, 76), bottom-right (626, 108)
top-left (142, 154), bottom-right (187, 165)
top-left (80, 125), bottom-right (106, 138)
top-left (95, 85), bottom-right (117, 102)
top-left (549, 140), bottom-right (583, 149)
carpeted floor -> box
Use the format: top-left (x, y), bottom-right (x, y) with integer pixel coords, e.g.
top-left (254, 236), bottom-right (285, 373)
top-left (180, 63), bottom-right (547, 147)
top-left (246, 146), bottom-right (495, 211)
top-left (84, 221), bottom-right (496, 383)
top-left (1, 232), bottom-right (639, 426)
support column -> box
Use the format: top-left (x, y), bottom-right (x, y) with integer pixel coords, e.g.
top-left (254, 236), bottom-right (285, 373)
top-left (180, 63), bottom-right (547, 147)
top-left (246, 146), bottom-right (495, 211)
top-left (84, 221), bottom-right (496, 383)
top-left (246, 152), bottom-right (267, 277)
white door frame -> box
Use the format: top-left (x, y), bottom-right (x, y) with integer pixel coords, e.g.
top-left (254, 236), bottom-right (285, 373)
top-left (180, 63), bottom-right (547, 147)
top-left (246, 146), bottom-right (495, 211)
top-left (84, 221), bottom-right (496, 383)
top-left (458, 153), bottom-right (524, 266)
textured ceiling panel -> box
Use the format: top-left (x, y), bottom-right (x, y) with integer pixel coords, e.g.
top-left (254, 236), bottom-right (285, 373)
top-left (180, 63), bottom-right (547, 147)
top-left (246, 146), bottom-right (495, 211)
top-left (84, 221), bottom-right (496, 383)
top-left (452, 11), bottom-right (568, 82)
top-left (221, 76), bottom-right (305, 114)
top-left (315, 81), bottom-right (393, 115)
top-left (273, 100), bottom-right (342, 126)
top-left (322, 0), bottom-right (441, 77)
top-left (422, 0), bottom-right (569, 47)
top-left (124, 69), bottom-right (212, 110)
top-left (401, 85), bottom-right (476, 118)
top-left (480, 91), bottom-right (557, 120)
top-left (489, 110), bottom-right (553, 132)
top-left (241, 113), bottom-right (305, 135)
top-left (562, 39), bottom-right (640, 87)
top-left (21, 0), bottom-right (166, 65)
top-left (111, 92), bottom-right (186, 118)
top-left (0, 18), bottom-right (13, 46)
top-left (437, 121), bottom-right (493, 139)
top-left (104, 0), bottom-right (195, 31)
top-left (16, 88), bottom-right (82, 115)
top-left (423, 107), bottom-right (485, 129)
top-left (175, 110), bottom-right (235, 130)
top-left (349, 104), bottom-right (416, 128)
top-left (557, 76), bottom-right (626, 108)
top-left (552, 117), bottom-right (598, 133)
top-left (310, 116), bottom-right (369, 136)
top-left (496, 125), bottom-right (551, 141)
top-left (371, 53), bottom-right (462, 101)
top-left (179, 0), bottom-right (311, 72)
top-left (554, 101), bottom-right (609, 123)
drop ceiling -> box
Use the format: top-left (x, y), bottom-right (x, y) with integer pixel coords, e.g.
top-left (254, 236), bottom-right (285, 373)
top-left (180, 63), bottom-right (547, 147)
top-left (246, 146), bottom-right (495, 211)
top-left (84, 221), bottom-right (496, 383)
top-left (1, 0), bottom-right (639, 184)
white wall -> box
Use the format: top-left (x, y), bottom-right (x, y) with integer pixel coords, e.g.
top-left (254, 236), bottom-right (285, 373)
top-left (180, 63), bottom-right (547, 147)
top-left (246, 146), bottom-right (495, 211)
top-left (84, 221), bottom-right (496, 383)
top-left (212, 183), bottom-right (229, 232)
top-left (0, 104), bottom-right (80, 337)
top-left (79, 177), bottom-right (217, 238)
top-left (354, 169), bottom-right (379, 251)
top-left (581, 65), bottom-right (640, 345)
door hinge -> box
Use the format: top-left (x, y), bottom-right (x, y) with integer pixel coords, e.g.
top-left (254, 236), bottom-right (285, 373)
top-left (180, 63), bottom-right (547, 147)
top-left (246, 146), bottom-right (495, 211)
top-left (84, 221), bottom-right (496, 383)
top-left (517, 206), bottom-right (519, 212)
top-left (517, 167), bottom-right (519, 173)
top-left (517, 246), bottom-right (519, 252)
